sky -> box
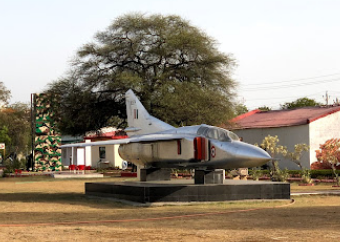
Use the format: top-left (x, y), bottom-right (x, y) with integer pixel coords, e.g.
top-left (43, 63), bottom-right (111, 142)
top-left (1, 0), bottom-right (340, 110)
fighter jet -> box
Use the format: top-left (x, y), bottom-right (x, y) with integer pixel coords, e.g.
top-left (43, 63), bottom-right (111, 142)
top-left (61, 89), bottom-right (271, 170)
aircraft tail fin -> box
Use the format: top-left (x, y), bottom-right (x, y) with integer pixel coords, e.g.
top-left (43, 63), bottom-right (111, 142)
top-left (125, 89), bottom-right (174, 136)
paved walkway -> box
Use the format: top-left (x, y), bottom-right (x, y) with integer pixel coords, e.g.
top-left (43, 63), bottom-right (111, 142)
top-left (53, 173), bottom-right (104, 179)
top-left (291, 190), bottom-right (340, 196)
top-left (3, 171), bottom-right (104, 179)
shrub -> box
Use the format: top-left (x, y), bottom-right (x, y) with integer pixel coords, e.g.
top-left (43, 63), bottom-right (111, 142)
top-left (310, 169), bottom-right (340, 179)
top-left (250, 167), bottom-right (263, 181)
top-left (3, 158), bottom-right (22, 174)
top-left (300, 168), bottom-right (312, 184)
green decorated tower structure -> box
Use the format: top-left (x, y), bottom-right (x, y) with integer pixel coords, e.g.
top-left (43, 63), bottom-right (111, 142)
top-left (32, 93), bottom-right (62, 171)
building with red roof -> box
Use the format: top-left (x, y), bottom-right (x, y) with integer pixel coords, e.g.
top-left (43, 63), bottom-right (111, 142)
top-left (230, 106), bottom-right (340, 169)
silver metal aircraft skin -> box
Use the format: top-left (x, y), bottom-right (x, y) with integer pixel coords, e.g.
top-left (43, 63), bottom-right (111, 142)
top-left (61, 90), bottom-right (271, 169)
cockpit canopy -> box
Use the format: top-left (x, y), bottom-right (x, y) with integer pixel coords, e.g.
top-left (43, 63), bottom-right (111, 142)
top-left (197, 126), bottom-right (240, 142)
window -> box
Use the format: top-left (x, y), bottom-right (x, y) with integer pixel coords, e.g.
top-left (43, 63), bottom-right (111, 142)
top-left (197, 126), bottom-right (208, 136)
top-left (206, 128), bottom-right (219, 140)
top-left (197, 126), bottom-right (239, 142)
top-left (218, 131), bottom-right (231, 142)
top-left (228, 131), bottom-right (240, 141)
top-left (99, 147), bottom-right (106, 159)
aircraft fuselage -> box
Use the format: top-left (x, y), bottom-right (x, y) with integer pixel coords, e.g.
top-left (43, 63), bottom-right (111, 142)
top-left (118, 125), bottom-right (271, 169)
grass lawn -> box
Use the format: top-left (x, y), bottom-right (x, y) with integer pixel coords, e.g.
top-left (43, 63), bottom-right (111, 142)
top-left (0, 177), bottom-right (339, 241)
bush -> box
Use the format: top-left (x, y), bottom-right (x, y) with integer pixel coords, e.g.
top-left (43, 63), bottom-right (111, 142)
top-left (2, 158), bottom-right (24, 174)
top-left (249, 168), bottom-right (340, 180)
top-left (300, 168), bottom-right (312, 184)
top-left (287, 170), bottom-right (301, 176)
top-left (249, 169), bottom-right (270, 176)
top-left (310, 169), bottom-right (340, 179)
top-left (273, 168), bottom-right (290, 182)
top-left (250, 167), bottom-right (263, 181)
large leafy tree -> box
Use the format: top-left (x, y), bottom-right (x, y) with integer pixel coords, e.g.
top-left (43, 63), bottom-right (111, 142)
top-left (0, 82), bottom-right (31, 161)
top-left (0, 82), bottom-right (11, 161)
top-left (0, 103), bottom-right (32, 158)
top-left (280, 97), bottom-right (321, 110)
top-left (48, 13), bottom-right (237, 135)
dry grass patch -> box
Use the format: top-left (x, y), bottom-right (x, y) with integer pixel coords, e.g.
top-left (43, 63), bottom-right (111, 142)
top-left (0, 177), bottom-right (340, 241)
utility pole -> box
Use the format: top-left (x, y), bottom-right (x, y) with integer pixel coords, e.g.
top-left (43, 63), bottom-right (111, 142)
top-left (30, 93), bottom-right (35, 171)
top-left (323, 91), bottom-right (330, 105)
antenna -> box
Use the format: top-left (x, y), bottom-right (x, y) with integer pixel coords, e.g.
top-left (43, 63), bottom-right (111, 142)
top-left (323, 91), bottom-right (330, 105)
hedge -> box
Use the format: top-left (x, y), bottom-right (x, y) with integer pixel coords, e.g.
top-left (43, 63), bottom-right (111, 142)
top-left (249, 169), bottom-right (340, 178)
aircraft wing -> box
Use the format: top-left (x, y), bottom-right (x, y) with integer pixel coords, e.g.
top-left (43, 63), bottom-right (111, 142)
top-left (60, 138), bottom-right (131, 148)
top-left (60, 133), bottom-right (191, 148)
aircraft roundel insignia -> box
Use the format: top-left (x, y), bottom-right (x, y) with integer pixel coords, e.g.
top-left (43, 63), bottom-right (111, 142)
top-left (211, 146), bottom-right (216, 158)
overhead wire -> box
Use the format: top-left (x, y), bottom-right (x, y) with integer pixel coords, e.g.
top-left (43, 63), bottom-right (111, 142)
top-left (237, 72), bottom-right (340, 109)
top-left (239, 72), bottom-right (340, 87)
top-left (243, 90), bottom-right (328, 110)
top-left (241, 77), bottom-right (340, 91)
top-left (245, 92), bottom-right (323, 102)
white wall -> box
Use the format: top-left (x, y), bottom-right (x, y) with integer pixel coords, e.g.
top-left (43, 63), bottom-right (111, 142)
top-left (233, 125), bottom-right (310, 169)
top-left (85, 140), bottom-right (92, 166)
top-left (105, 145), bottom-right (115, 167)
top-left (91, 146), bottom-right (100, 166)
top-left (114, 144), bottom-right (123, 168)
top-left (76, 148), bottom-right (85, 165)
top-left (309, 111), bottom-right (340, 165)
top-left (61, 144), bottom-right (123, 169)
top-left (61, 147), bottom-right (78, 166)
top-left (90, 144), bottom-right (123, 168)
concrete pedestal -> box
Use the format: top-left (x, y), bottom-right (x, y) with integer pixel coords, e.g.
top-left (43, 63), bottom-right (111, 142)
top-left (86, 179), bottom-right (291, 204)
top-left (140, 168), bottom-right (171, 182)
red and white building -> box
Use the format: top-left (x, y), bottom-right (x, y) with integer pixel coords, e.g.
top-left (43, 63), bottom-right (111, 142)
top-left (61, 128), bottom-right (128, 169)
top-left (230, 106), bottom-right (340, 169)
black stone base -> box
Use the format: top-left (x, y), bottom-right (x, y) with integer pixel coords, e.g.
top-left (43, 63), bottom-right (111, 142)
top-left (140, 168), bottom-right (171, 182)
top-left (194, 169), bottom-right (225, 184)
top-left (85, 180), bottom-right (290, 204)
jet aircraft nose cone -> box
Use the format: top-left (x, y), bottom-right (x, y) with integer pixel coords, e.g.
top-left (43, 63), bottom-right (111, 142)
top-left (251, 147), bottom-right (272, 162)
top-left (236, 143), bottom-right (272, 167)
